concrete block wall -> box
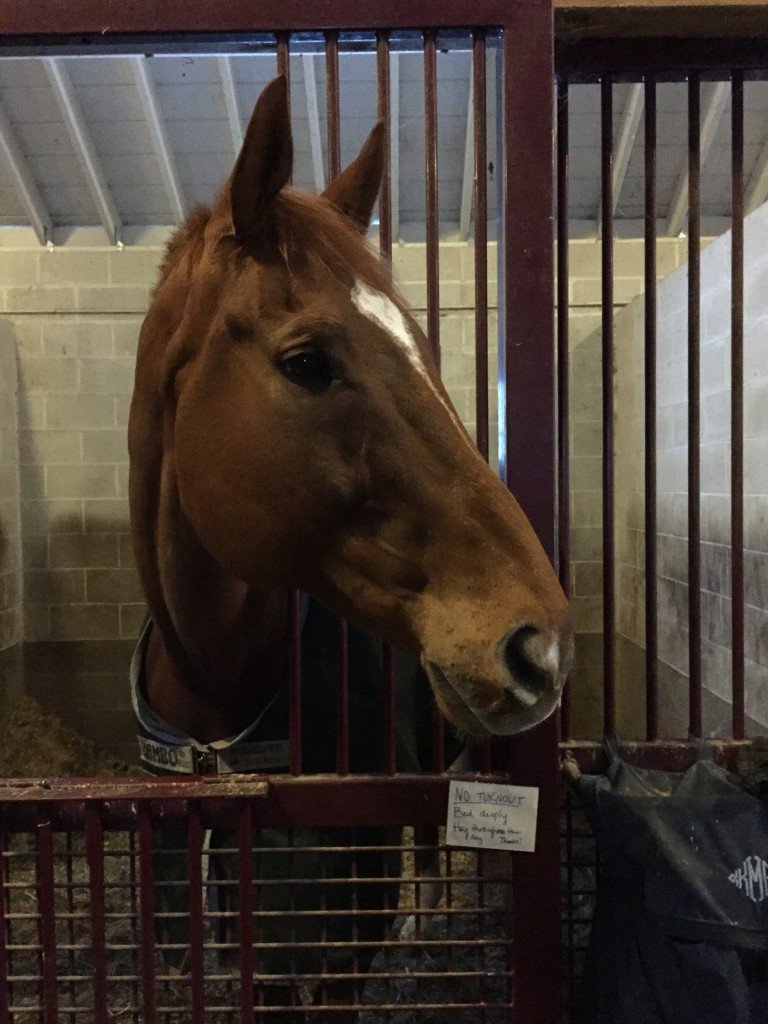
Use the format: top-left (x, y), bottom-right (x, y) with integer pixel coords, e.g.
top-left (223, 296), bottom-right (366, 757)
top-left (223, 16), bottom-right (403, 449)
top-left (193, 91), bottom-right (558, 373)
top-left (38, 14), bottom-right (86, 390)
top-left (564, 236), bottom-right (690, 738)
top-left (0, 229), bottom-right (682, 750)
top-left (612, 203), bottom-right (768, 738)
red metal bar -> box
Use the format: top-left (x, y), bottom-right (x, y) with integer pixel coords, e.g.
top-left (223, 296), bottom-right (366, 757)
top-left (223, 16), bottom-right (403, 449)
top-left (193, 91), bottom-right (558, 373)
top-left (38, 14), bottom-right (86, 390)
top-left (474, 30), bottom-right (490, 463)
top-left (64, 830), bottom-right (79, 1023)
top-left (127, 829), bottom-right (140, 1024)
top-left (187, 805), bottom-right (205, 1024)
top-left (688, 72), bottom-right (702, 738)
top-left (276, 33), bottom-right (290, 86)
top-left (288, 590), bottom-right (303, 776)
top-left (137, 805), bottom-right (157, 1024)
top-left (644, 73), bottom-right (659, 740)
top-left (424, 28), bottom-right (445, 773)
top-left (498, 7), bottom-right (562, 1019)
top-left (85, 805), bottom-right (109, 1024)
top-left (376, 31), bottom-right (392, 260)
top-left (237, 802), bottom-right (255, 1020)
top-left (36, 820), bottom-right (59, 1024)
top-left (382, 643), bottom-right (397, 775)
top-left (293, 77), bottom-right (346, 736)
top-left (731, 70), bottom-right (745, 740)
top-left (431, 705), bottom-right (446, 774)
top-left (601, 74), bottom-right (616, 734)
top-left (336, 619), bottom-right (350, 776)
top-left (0, 832), bottom-right (10, 1024)
top-left (424, 28), bottom-right (440, 369)
top-left (376, 33), bottom-right (398, 778)
top-left (476, 849), bottom-right (488, 1020)
top-left (556, 74), bottom-right (572, 740)
top-left (325, 31), bottom-right (341, 181)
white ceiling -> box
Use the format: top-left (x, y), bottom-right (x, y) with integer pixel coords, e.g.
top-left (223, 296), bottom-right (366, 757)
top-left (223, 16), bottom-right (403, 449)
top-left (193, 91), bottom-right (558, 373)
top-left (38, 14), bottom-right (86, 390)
top-left (0, 50), bottom-right (765, 242)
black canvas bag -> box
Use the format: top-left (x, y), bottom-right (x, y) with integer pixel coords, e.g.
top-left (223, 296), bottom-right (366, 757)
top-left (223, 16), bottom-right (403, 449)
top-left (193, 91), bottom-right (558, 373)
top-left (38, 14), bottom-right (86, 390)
top-left (575, 749), bottom-right (768, 1024)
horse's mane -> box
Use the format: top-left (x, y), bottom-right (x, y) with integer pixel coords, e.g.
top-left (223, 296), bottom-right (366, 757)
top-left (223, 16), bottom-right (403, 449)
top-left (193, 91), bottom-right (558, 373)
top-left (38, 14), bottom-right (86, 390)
top-left (154, 189), bottom-right (396, 300)
top-left (155, 204), bottom-right (212, 293)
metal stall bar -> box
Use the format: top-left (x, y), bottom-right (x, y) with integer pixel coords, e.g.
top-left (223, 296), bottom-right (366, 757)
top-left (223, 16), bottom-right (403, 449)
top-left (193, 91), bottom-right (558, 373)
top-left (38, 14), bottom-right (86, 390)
top-left (473, 30), bottom-right (494, 774)
top-left (377, 31), bottom-right (392, 260)
top-left (644, 74), bottom-right (659, 740)
top-left (688, 72), bottom-right (702, 738)
top-left (84, 805), bottom-right (108, 1024)
top-left (601, 75), bottom-right (616, 733)
top-left (424, 27), bottom-right (445, 774)
top-left (424, 29), bottom-right (441, 371)
top-left (0, 832), bottom-right (10, 1024)
top-left (731, 70), bottom-right (745, 740)
top-left (556, 74), bottom-right (572, 740)
top-left (237, 801), bottom-right (255, 1021)
top-left (277, 33), bottom-right (292, 188)
top-left (474, 30), bottom-right (490, 465)
top-left (289, 590), bottom-right (303, 777)
top-left (376, 30), bottom-right (399, 778)
top-left (137, 805), bottom-right (157, 1024)
top-left (187, 804), bottom-right (205, 1024)
top-left (499, 4), bottom-right (562, 1018)
top-left (36, 821), bottom-right (58, 1024)
top-left (326, 31), bottom-right (341, 180)
top-left (324, 30), bottom-right (350, 777)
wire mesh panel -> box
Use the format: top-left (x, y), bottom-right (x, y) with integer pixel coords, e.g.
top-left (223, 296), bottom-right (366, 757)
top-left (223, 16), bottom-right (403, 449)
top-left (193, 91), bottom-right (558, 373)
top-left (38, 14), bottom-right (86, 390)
top-left (0, 781), bottom-right (515, 1023)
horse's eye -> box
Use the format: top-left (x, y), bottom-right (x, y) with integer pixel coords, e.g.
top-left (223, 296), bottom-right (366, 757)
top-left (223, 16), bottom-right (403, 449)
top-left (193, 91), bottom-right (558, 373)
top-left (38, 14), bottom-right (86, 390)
top-left (280, 348), bottom-right (333, 391)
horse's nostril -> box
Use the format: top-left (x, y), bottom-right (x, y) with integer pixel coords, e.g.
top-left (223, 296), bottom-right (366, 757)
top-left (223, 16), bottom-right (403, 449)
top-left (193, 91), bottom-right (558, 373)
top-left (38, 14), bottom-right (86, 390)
top-left (503, 625), bottom-right (557, 698)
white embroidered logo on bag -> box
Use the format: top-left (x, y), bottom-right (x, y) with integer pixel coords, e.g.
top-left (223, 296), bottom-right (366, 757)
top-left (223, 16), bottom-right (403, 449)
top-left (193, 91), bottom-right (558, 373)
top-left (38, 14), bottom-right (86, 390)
top-left (727, 855), bottom-right (768, 904)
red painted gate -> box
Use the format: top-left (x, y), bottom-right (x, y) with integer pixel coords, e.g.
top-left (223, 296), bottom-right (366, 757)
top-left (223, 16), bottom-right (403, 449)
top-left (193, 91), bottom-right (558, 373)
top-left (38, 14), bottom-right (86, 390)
top-left (0, 2), bottom-right (562, 1021)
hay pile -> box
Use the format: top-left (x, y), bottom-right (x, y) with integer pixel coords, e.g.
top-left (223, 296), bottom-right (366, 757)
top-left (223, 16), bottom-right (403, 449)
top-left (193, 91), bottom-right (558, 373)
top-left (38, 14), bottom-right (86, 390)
top-left (0, 695), bottom-right (134, 778)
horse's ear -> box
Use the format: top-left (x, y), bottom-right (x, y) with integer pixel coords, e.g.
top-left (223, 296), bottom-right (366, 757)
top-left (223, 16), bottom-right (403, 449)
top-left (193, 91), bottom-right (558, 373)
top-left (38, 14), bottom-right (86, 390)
top-left (230, 75), bottom-right (293, 252)
top-left (323, 121), bottom-right (385, 232)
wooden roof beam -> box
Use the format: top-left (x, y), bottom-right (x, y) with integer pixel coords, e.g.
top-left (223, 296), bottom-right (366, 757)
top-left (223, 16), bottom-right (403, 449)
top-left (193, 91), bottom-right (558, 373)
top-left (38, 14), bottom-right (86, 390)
top-left (43, 57), bottom-right (122, 245)
top-left (0, 100), bottom-right (52, 245)
top-left (131, 56), bottom-right (187, 224)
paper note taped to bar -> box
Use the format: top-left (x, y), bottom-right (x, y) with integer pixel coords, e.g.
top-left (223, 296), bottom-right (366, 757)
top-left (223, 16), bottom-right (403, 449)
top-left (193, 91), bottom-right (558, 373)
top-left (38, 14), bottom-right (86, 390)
top-left (446, 780), bottom-right (539, 853)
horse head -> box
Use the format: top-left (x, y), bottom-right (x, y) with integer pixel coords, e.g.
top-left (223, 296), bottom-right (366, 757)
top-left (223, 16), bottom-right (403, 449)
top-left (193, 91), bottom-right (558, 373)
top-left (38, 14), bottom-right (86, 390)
top-left (129, 75), bottom-right (572, 739)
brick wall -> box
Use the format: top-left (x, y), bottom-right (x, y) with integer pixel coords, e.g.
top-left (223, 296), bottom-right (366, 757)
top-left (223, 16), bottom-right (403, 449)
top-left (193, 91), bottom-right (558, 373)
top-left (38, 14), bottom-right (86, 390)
top-left (612, 204), bottom-right (768, 739)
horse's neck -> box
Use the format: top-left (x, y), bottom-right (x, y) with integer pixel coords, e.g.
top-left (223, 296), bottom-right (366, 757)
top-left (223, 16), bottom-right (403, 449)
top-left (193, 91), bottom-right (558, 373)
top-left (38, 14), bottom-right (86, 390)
top-left (147, 506), bottom-right (289, 744)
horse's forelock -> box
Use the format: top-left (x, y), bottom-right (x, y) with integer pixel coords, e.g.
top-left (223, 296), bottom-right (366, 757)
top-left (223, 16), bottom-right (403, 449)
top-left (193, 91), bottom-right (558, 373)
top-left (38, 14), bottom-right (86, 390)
top-left (273, 190), bottom-right (393, 297)
top-left (153, 188), bottom-right (397, 311)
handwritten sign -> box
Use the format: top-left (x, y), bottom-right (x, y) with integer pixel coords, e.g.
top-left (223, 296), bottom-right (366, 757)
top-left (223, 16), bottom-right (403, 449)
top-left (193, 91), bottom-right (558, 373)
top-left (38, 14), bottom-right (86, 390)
top-left (446, 780), bottom-right (539, 853)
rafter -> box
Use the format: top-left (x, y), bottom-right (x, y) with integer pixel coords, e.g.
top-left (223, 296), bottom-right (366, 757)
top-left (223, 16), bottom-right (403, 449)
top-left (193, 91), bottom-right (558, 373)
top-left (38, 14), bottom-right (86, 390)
top-left (218, 56), bottom-right (244, 154)
top-left (0, 100), bottom-right (52, 245)
top-left (746, 128), bottom-right (768, 214)
top-left (597, 82), bottom-right (643, 235)
top-left (459, 78), bottom-right (474, 241)
top-left (302, 53), bottom-right (325, 192)
top-left (43, 57), bottom-right (122, 245)
top-left (130, 57), bottom-right (187, 223)
top-left (666, 81), bottom-right (728, 237)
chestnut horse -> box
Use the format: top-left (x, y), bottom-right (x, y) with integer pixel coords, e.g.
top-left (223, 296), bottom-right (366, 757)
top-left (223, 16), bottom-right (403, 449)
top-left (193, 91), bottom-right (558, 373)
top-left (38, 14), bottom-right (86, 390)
top-left (128, 75), bottom-right (572, 1018)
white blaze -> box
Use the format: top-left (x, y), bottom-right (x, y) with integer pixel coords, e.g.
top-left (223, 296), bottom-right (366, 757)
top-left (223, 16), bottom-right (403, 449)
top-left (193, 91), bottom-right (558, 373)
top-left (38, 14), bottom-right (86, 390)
top-left (351, 279), bottom-right (426, 371)
top-left (350, 279), bottom-right (469, 439)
